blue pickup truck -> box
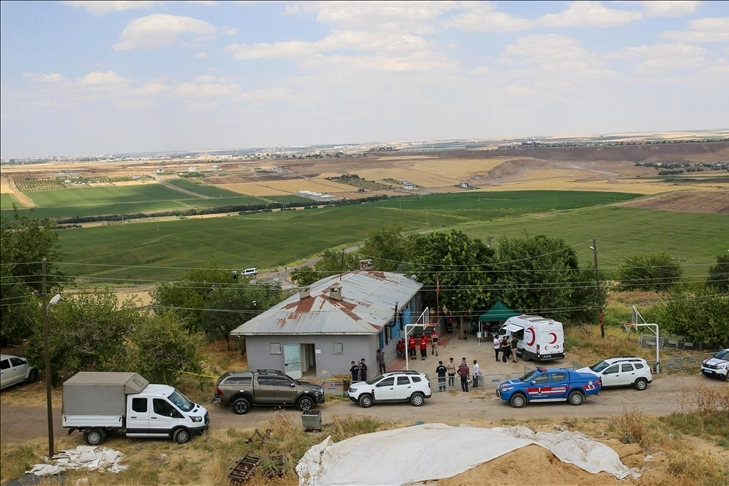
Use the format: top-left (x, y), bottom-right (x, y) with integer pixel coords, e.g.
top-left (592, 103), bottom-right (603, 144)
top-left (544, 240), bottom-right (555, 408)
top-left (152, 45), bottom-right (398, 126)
top-left (496, 367), bottom-right (601, 408)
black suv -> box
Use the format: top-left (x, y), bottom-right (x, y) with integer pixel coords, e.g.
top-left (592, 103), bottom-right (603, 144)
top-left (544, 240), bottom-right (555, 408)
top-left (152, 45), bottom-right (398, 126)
top-left (214, 369), bottom-right (325, 414)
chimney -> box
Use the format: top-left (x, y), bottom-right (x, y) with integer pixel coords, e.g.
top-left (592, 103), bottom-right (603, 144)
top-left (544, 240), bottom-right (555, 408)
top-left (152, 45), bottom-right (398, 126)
top-left (329, 287), bottom-right (342, 301)
top-left (359, 259), bottom-right (373, 270)
top-left (299, 287), bottom-right (310, 300)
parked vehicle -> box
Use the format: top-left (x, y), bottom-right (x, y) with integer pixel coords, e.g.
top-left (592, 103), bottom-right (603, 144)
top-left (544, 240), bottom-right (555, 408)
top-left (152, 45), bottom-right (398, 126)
top-left (499, 315), bottom-right (564, 361)
top-left (701, 348), bottom-right (729, 381)
top-left (242, 267), bottom-right (258, 276)
top-left (347, 370), bottom-right (432, 408)
top-left (214, 369), bottom-right (325, 414)
top-left (0, 355), bottom-right (38, 390)
top-left (577, 356), bottom-right (653, 390)
top-left (496, 367), bottom-right (601, 408)
top-left (62, 372), bottom-right (209, 445)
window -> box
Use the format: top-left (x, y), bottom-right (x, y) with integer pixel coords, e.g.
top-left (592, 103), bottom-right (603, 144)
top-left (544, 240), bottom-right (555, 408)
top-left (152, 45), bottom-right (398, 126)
top-left (0, 360), bottom-right (9, 370)
top-left (533, 375), bottom-right (550, 384)
top-left (270, 343), bottom-right (282, 354)
top-left (9, 357), bottom-right (25, 367)
top-left (621, 364), bottom-right (634, 372)
top-left (257, 376), bottom-right (275, 386)
top-left (153, 399), bottom-right (179, 418)
top-left (273, 377), bottom-right (294, 387)
top-left (604, 365), bottom-right (619, 374)
top-left (396, 376), bottom-right (410, 385)
top-left (224, 376), bottom-right (252, 385)
top-left (376, 377), bottom-right (394, 387)
top-left (551, 372), bottom-right (567, 383)
top-left (333, 343), bottom-right (344, 355)
top-left (411, 376), bottom-right (422, 383)
top-left (132, 398), bottom-right (147, 413)
top-left (634, 363), bottom-right (644, 369)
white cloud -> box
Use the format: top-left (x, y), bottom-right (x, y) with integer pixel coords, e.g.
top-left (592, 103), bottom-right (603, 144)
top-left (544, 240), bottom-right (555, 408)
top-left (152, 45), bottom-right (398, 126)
top-left (501, 35), bottom-right (603, 70)
top-left (446, 2), bottom-right (532, 32)
top-left (540, 2), bottom-right (643, 28)
top-left (194, 52), bottom-right (208, 59)
top-left (227, 30), bottom-right (430, 60)
top-left (661, 17), bottom-right (729, 43)
top-left (187, 101), bottom-right (220, 111)
top-left (24, 73), bottom-right (66, 83)
top-left (80, 71), bottom-right (130, 85)
top-left (114, 14), bottom-right (235, 50)
top-left (299, 51), bottom-right (456, 73)
top-left (639, 1), bottom-right (700, 18)
top-left (61, 1), bottom-right (160, 16)
top-left (610, 43), bottom-right (715, 74)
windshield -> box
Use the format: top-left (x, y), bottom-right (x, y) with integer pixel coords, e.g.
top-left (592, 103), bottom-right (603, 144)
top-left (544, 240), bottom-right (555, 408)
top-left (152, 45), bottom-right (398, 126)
top-left (519, 370), bottom-right (537, 382)
top-left (168, 389), bottom-right (195, 412)
top-left (714, 350), bottom-right (729, 360)
top-left (366, 374), bottom-right (384, 385)
top-left (589, 360), bottom-right (610, 373)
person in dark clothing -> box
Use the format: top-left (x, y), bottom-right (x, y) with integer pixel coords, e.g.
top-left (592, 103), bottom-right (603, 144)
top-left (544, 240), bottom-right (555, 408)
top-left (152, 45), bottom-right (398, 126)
top-left (376, 349), bottom-right (386, 375)
top-left (350, 361), bottom-right (359, 382)
top-left (501, 336), bottom-right (511, 363)
top-left (359, 358), bottom-right (368, 381)
top-left (436, 361), bottom-right (447, 391)
top-left (457, 358), bottom-right (470, 392)
top-left (511, 336), bottom-right (519, 363)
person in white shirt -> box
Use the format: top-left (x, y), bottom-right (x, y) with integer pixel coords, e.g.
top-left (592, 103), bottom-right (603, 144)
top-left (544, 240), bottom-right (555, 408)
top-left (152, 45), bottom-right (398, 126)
top-left (493, 334), bottom-right (501, 362)
top-left (472, 360), bottom-right (481, 388)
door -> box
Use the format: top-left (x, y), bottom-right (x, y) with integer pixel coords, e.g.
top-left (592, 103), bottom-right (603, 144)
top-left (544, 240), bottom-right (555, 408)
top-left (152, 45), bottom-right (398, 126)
top-left (1, 357), bottom-right (26, 388)
top-left (284, 344), bottom-right (302, 379)
top-left (150, 398), bottom-right (184, 437)
top-left (548, 371), bottom-right (569, 399)
top-left (255, 376), bottom-right (278, 404)
top-left (601, 364), bottom-right (621, 387)
top-left (393, 375), bottom-right (413, 400)
top-left (273, 376), bottom-right (298, 405)
top-left (619, 363), bottom-right (636, 386)
top-left (0, 357), bottom-right (13, 388)
top-left (525, 373), bottom-right (550, 401)
top-left (126, 396), bottom-right (150, 435)
top-left (373, 376), bottom-right (397, 401)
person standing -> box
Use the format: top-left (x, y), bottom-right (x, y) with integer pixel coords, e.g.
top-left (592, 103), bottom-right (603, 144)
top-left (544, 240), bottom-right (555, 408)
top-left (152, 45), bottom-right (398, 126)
top-left (431, 330), bottom-right (439, 356)
top-left (511, 336), bottom-right (519, 363)
top-left (472, 360), bottom-right (480, 388)
top-left (436, 361), bottom-right (447, 392)
top-left (457, 358), bottom-right (470, 392)
top-left (359, 358), bottom-right (368, 381)
top-left (420, 334), bottom-right (428, 360)
top-left (350, 361), bottom-right (359, 382)
top-left (396, 339), bottom-right (406, 359)
top-left (446, 358), bottom-right (457, 389)
top-left (408, 335), bottom-right (417, 360)
top-left (501, 336), bottom-right (511, 363)
top-left (376, 349), bottom-right (386, 375)
top-left (493, 334), bottom-right (501, 362)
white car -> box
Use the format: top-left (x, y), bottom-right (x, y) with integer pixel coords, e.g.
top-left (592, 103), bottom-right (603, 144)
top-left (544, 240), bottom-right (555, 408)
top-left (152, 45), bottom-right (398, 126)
top-left (348, 371), bottom-right (432, 407)
top-left (701, 349), bottom-right (729, 381)
top-left (0, 355), bottom-right (38, 390)
top-left (577, 356), bottom-right (653, 391)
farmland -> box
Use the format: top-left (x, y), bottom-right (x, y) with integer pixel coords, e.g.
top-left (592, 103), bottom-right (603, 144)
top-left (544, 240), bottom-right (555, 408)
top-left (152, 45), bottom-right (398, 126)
top-left (0, 194), bottom-right (19, 209)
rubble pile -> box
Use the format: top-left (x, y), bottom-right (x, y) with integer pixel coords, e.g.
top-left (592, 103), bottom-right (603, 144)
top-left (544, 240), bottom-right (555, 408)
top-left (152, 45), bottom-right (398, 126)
top-left (26, 446), bottom-right (127, 476)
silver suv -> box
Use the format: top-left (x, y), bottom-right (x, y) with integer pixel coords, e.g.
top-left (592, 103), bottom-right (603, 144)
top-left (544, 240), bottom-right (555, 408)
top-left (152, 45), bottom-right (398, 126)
top-left (577, 356), bottom-right (653, 390)
top-left (347, 371), bottom-right (432, 408)
top-left (701, 349), bottom-right (729, 381)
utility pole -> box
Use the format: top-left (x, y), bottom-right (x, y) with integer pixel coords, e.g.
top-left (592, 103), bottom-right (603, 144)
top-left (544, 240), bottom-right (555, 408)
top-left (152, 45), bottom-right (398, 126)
top-left (592, 238), bottom-right (604, 338)
top-left (42, 258), bottom-right (54, 458)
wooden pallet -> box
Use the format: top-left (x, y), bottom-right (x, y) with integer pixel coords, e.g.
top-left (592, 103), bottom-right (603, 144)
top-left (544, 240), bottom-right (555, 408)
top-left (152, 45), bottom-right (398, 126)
top-left (227, 455), bottom-right (261, 485)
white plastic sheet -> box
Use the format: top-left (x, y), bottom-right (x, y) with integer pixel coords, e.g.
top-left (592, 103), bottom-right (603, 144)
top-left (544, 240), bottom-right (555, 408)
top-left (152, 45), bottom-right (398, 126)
top-left (297, 423), bottom-right (639, 486)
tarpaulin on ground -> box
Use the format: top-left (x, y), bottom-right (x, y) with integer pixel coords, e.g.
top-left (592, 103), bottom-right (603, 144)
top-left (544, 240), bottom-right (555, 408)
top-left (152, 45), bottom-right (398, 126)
top-left (296, 423), bottom-right (639, 486)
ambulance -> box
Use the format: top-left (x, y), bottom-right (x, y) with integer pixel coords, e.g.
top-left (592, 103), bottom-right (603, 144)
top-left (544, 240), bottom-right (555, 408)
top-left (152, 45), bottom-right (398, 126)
top-left (498, 315), bottom-right (564, 361)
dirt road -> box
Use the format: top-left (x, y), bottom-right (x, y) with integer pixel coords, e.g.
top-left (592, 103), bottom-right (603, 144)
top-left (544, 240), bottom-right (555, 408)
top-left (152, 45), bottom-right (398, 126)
top-left (1, 374), bottom-right (721, 446)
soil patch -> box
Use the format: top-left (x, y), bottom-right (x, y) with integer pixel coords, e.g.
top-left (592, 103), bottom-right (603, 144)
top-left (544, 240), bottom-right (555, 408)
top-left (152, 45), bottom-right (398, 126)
top-left (619, 191), bottom-right (729, 214)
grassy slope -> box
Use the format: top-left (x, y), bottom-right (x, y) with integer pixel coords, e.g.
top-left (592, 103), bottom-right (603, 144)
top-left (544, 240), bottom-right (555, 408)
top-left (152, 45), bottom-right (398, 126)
top-left (0, 193), bottom-right (19, 209)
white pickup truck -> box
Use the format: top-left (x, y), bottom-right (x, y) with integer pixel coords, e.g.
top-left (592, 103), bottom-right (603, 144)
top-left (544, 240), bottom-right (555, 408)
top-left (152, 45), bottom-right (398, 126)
top-left (62, 372), bottom-right (209, 445)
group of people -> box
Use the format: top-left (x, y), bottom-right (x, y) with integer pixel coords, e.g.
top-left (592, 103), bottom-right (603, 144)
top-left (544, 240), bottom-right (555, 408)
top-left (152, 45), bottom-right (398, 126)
top-left (493, 334), bottom-right (518, 363)
top-left (435, 357), bottom-right (481, 392)
top-left (398, 332), bottom-right (439, 361)
top-left (350, 350), bottom-right (388, 382)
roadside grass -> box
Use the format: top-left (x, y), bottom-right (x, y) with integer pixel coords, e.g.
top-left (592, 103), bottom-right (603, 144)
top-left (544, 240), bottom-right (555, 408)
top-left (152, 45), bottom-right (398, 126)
top-left (563, 325), bottom-right (651, 366)
top-left (668, 384), bottom-right (729, 447)
top-left (0, 193), bottom-right (19, 209)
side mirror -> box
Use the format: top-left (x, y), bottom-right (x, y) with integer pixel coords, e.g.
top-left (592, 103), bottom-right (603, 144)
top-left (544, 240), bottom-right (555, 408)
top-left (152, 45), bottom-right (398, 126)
top-left (290, 383), bottom-right (296, 387)
top-left (530, 381), bottom-right (536, 385)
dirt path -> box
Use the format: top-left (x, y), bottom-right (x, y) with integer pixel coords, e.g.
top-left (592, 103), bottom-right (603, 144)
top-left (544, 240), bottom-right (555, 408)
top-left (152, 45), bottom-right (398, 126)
top-left (1, 374), bottom-right (721, 446)
top-left (3, 175), bottom-right (37, 208)
top-left (151, 173), bottom-right (210, 198)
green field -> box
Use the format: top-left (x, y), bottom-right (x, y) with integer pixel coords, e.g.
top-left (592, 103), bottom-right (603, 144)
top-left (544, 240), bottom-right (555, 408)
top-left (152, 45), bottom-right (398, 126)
top-left (258, 195), bottom-right (315, 204)
top-left (0, 193), bottom-right (20, 209)
top-left (164, 179), bottom-right (246, 198)
top-left (55, 191), bottom-right (728, 283)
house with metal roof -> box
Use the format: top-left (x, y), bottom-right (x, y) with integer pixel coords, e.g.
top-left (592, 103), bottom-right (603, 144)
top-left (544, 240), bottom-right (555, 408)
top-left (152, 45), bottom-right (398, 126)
top-left (230, 271), bottom-right (423, 379)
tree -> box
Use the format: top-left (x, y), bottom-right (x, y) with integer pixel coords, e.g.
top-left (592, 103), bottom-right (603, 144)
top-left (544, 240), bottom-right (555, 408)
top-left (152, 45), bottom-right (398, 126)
top-left (494, 235), bottom-right (594, 322)
top-left (409, 230), bottom-right (495, 338)
top-left (289, 249), bottom-right (360, 285)
top-left (126, 312), bottom-right (205, 385)
top-left (26, 288), bottom-right (146, 383)
top-left (360, 225), bottom-right (417, 271)
top-left (615, 251), bottom-right (682, 292)
top-left (707, 254), bottom-right (729, 293)
top-left (657, 287), bottom-right (729, 348)
top-left (1, 207), bottom-right (67, 344)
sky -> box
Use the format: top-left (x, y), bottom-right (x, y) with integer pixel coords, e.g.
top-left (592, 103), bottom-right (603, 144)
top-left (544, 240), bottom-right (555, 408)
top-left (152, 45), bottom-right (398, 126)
top-left (1, 1), bottom-right (728, 158)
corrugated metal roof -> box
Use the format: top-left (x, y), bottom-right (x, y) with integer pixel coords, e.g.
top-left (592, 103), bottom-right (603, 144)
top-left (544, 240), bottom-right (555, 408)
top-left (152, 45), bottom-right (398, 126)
top-left (230, 271), bottom-right (422, 336)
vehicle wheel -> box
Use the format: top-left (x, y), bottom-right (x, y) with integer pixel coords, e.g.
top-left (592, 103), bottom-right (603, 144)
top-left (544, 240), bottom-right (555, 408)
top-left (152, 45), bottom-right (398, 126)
top-left (27, 369), bottom-right (39, 384)
top-left (522, 354), bottom-right (531, 362)
top-left (568, 391), bottom-right (584, 406)
top-left (510, 394), bottom-right (527, 408)
top-left (297, 396), bottom-right (314, 411)
top-left (359, 394), bottom-right (373, 408)
top-left (410, 392), bottom-right (425, 407)
top-left (633, 378), bottom-right (648, 391)
top-left (231, 398), bottom-right (250, 415)
top-left (85, 428), bottom-right (105, 446)
top-left (173, 428), bottom-right (191, 444)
